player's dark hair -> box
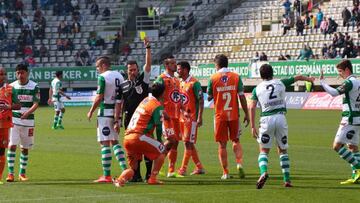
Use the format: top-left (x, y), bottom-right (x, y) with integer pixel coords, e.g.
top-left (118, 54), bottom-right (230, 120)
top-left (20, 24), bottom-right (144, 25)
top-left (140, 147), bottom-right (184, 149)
top-left (177, 61), bottom-right (191, 72)
top-left (55, 70), bottom-right (63, 77)
top-left (163, 55), bottom-right (175, 66)
top-left (96, 56), bottom-right (111, 66)
top-left (15, 64), bottom-right (28, 72)
top-left (260, 64), bottom-right (273, 80)
top-left (337, 59), bottom-right (353, 73)
top-left (126, 60), bottom-right (139, 70)
top-left (151, 82), bottom-right (165, 98)
top-left (214, 54), bottom-right (228, 68)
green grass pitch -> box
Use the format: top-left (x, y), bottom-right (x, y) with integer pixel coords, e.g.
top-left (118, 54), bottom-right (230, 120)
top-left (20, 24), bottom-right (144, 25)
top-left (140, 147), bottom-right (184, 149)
top-left (1, 107), bottom-right (360, 202)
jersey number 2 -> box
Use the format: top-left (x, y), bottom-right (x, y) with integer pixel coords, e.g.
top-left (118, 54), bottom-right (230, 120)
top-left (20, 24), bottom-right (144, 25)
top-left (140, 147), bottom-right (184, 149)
top-left (266, 85), bottom-right (277, 100)
top-left (222, 92), bottom-right (232, 110)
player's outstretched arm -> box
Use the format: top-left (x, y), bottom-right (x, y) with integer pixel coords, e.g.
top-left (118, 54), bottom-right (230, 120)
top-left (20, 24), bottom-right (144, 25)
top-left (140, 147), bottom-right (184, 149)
top-left (319, 69), bottom-right (340, 97)
top-left (293, 75), bottom-right (315, 83)
top-left (239, 94), bottom-right (249, 127)
top-left (249, 100), bottom-right (258, 139)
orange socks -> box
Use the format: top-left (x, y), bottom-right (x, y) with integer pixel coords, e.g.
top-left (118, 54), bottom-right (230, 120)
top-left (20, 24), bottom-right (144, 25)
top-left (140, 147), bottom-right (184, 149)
top-left (192, 148), bottom-right (203, 169)
top-left (218, 147), bottom-right (228, 174)
top-left (168, 149), bottom-right (177, 173)
top-left (151, 154), bottom-right (165, 179)
top-left (180, 149), bottom-right (192, 170)
top-left (232, 143), bottom-right (243, 165)
top-left (0, 155), bottom-right (5, 179)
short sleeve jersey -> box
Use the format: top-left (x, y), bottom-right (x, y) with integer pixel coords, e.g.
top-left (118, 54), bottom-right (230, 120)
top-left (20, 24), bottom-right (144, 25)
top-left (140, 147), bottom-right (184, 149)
top-left (125, 96), bottom-right (163, 137)
top-left (335, 75), bottom-right (360, 125)
top-left (251, 77), bottom-right (295, 117)
top-left (207, 68), bottom-right (243, 121)
top-left (0, 84), bottom-right (19, 128)
top-left (11, 80), bottom-right (40, 127)
top-left (180, 75), bottom-right (203, 121)
top-left (51, 77), bottom-right (62, 102)
top-left (96, 70), bottom-right (124, 117)
top-left (154, 72), bottom-right (181, 119)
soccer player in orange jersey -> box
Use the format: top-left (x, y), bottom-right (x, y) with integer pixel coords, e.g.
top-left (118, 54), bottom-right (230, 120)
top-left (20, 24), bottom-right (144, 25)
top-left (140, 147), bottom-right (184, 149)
top-left (114, 83), bottom-right (167, 186)
top-left (207, 54), bottom-right (249, 179)
top-left (0, 67), bottom-right (21, 185)
top-left (176, 61), bottom-right (205, 176)
top-left (154, 55), bottom-right (182, 178)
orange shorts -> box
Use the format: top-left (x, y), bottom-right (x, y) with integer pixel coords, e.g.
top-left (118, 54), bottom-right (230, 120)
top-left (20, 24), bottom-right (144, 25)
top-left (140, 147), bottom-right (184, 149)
top-left (124, 134), bottom-right (165, 167)
top-left (0, 128), bottom-right (10, 148)
top-left (214, 119), bottom-right (241, 142)
top-left (180, 120), bottom-right (198, 143)
top-left (163, 118), bottom-right (181, 141)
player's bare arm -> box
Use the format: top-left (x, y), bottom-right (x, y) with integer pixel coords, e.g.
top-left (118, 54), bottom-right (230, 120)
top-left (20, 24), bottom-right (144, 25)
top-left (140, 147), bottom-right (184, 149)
top-left (21, 102), bottom-right (39, 119)
top-left (114, 100), bottom-right (123, 133)
top-left (249, 100), bottom-right (258, 139)
top-left (87, 93), bottom-right (104, 120)
top-left (197, 96), bottom-right (204, 127)
top-left (48, 88), bottom-right (53, 105)
top-left (239, 94), bottom-right (249, 127)
top-left (294, 75), bottom-right (315, 83)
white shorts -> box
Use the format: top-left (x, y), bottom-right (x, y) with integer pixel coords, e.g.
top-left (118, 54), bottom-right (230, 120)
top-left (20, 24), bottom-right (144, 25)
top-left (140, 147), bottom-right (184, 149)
top-left (335, 117), bottom-right (360, 146)
top-left (97, 117), bottom-right (119, 142)
top-left (53, 101), bottom-right (64, 111)
top-left (257, 114), bottom-right (288, 150)
top-left (9, 125), bottom-right (35, 149)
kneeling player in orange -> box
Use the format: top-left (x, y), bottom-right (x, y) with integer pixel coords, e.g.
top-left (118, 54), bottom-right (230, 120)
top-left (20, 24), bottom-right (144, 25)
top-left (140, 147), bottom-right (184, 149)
top-left (114, 83), bottom-right (167, 186)
top-left (0, 67), bottom-right (21, 184)
top-left (176, 61), bottom-right (205, 176)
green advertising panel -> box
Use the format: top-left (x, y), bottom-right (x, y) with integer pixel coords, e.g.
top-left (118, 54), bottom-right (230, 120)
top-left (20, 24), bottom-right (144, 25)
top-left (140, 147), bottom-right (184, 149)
top-left (6, 66), bottom-right (126, 82)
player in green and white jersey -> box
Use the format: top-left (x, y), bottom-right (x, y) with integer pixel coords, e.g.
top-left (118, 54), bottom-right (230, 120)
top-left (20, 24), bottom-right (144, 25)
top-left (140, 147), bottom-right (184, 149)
top-left (320, 59), bottom-right (360, 185)
top-left (48, 71), bottom-right (71, 130)
top-left (6, 64), bottom-right (40, 182)
top-left (87, 56), bottom-right (128, 183)
top-left (249, 64), bottom-right (314, 189)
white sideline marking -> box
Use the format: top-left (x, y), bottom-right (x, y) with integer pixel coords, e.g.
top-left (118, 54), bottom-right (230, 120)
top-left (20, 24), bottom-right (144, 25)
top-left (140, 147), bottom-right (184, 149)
top-left (0, 189), bottom-right (257, 202)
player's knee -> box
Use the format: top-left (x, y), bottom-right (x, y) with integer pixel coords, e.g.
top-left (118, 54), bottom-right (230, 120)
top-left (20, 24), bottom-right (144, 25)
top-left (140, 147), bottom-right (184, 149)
top-left (348, 144), bottom-right (359, 152)
top-left (332, 143), bottom-right (343, 151)
top-left (9, 146), bottom-right (17, 151)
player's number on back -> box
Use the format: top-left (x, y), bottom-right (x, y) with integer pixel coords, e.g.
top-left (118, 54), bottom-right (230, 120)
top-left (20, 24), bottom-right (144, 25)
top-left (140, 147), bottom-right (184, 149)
top-left (128, 112), bottom-right (140, 130)
top-left (266, 85), bottom-right (277, 100)
top-left (222, 92), bottom-right (232, 111)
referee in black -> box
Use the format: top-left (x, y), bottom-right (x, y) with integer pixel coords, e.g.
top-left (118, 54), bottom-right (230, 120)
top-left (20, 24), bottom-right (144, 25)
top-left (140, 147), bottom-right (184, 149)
top-left (120, 37), bottom-right (154, 182)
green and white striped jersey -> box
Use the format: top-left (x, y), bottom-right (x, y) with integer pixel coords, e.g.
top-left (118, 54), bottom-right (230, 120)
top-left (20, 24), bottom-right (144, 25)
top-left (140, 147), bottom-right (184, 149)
top-left (336, 75), bottom-right (360, 125)
top-left (51, 77), bottom-right (62, 102)
top-left (251, 77), bottom-right (295, 117)
top-left (11, 80), bottom-right (40, 127)
top-left (97, 70), bottom-right (124, 117)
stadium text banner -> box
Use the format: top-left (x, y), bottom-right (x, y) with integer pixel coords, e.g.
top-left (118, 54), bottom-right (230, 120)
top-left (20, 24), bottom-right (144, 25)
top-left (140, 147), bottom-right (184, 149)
top-left (198, 59), bottom-right (360, 79)
top-left (6, 66), bottom-right (126, 82)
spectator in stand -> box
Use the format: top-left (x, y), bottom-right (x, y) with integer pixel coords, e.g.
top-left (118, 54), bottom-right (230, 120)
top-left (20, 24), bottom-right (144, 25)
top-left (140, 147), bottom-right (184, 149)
top-left (278, 54), bottom-right (287, 61)
top-left (282, 14), bottom-right (291, 35)
top-left (23, 45), bottom-right (33, 56)
top-left (327, 17), bottom-right (338, 35)
top-left (58, 20), bottom-right (70, 35)
top-left (309, 14), bottom-right (316, 33)
top-left (185, 11), bottom-right (195, 29)
top-left (305, 13), bottom-right (311, 28)
top-left (75, 47), bottom-right (90, 66)
top-left (57, 38), bottom-right (65, 51)
top-left (72, 9), bottom-right (80, 22)
top-left (102, 7), bottom-right (110, 21)
top-left (32, 0), bottom-right (37, 10)
top-left (33, 46), bottom-right (40, 57)
top-left (297, 44), bottom-right (313, 61)
top-left (112, 32), bottom-right (121, 54)
top-left (86, 0), bottom-right (94, 9)
top-left (39, 43), bottom-right (49, 57)
top-left (22, 14), bottom-right (32, 30)
top-left (320, 17), bottom-right (329, 38)
top-left (342, 7), bottom-right (352, 30)
top-left (316, 8), bottom-right (324, 28)
top-left (343, 34), bottom-right (354, 58)
top-left (295, 17), bottom-right (304, 36)
top-left (252, 52), bottom-right (260, 62)
top-left (15, 0), bottom-right (24, 15)
top-left (293, 0), bottom-right (301, 17)
top-left (24, 55), bottom-right (36, 68)
top-left (5, 38), bottom-right (17, 52)
top-left (13, 13), bottom-right (23, 28)
top-left (0, 22), bottom-right (6, 40)
top-left (40, 0), bottom-right (49, 9)
top-left (65, 38), bottom-right (74, 51)
top-left (192, 0), bottom-right (203, 9)
top-left (88, 35), bottom-right (97, 50)
top-left (96, 35), bottom-right (105, 49)
top-left (90, 1), bottom-right (99, 19)
top-left (332, 33), bottom-right (339, 47)
top-left (283, 0), bottom-right (292, 16)
top-left (179, 15), bottom-right (187, 29)
top-left (121, 43), bottom-right (131, 58)
top-left (259, 52), bottom-right (268, 61)
top-left (159, 25), bottom-right (169, 37)
top-left (147, 5), bottom-right (155, 18)
top-left (1, 15), bottom-right (8, 32)
top-left (33, 8), bottom-right (42, 22)
top-left (53, 0), bottom-right (62, 16)
top-left (64, 0), bottom-right (73, 14)
top-left (71, 20), bottom-right (81, 33)
top-left (321, 43), bottom-right (329, 58)
top-left (172, 16), bottom-right (180, 29)
top-left (71, 0), bottom-right (79, 10)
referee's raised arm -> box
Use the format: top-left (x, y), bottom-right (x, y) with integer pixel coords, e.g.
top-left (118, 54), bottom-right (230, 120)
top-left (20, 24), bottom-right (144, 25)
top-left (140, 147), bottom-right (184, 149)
top-left (143, 37), bottom-right (152, 74)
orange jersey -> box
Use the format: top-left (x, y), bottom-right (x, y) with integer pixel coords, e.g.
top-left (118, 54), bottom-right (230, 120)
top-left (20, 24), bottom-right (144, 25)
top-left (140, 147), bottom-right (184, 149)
top-left (125, 96), bottom-right (163, 137)
top-left (155, 73), bottom-right (181, 119)
top-left (0, 84), bottom-right (16, 128)
top-left (207, 68), bottom-right (244, 121)
top-left (180, 76), bottom-right (202, 122)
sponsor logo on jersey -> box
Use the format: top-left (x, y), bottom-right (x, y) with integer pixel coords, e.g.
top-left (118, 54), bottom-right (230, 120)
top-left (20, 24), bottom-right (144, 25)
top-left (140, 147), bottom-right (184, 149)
top-left (220, 75), bottom-right (228, 83)
top-left (180, 93), bottom-right (189, 105)
top-left (102, 127), bottom-right (111, 136)
top-left (170, 90), bottom-right (181, 103)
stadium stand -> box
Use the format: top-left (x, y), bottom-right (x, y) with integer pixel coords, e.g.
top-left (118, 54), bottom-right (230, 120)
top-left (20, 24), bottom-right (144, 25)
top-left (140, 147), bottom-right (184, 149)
top-left (0, 0), bottom-right (136, 68)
